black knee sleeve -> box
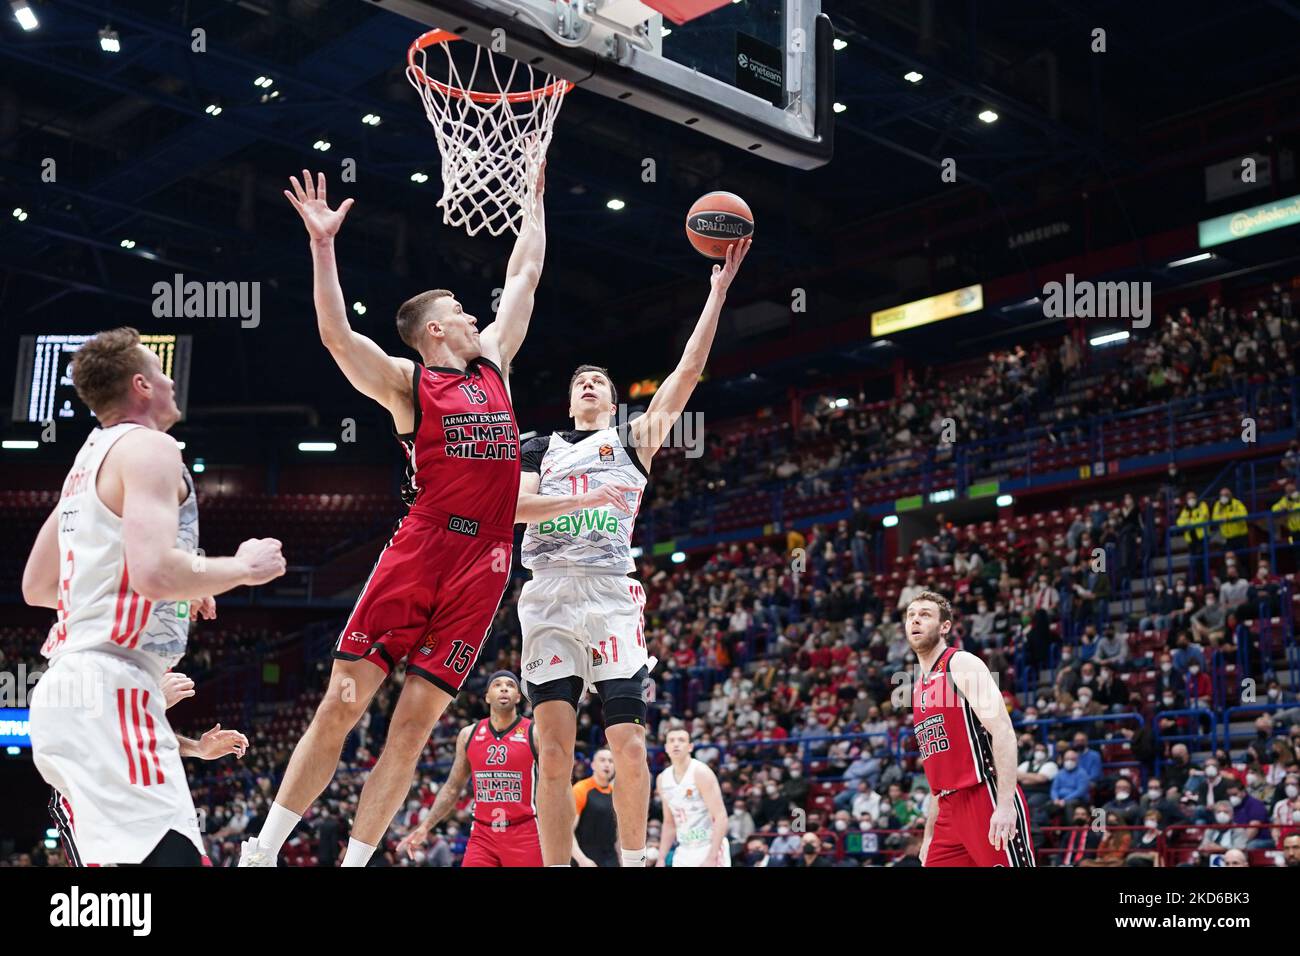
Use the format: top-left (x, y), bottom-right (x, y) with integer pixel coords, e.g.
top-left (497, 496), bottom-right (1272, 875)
top-left (525, 675), bottom-right (584, 709)
top-left (596, 666), bottom-right (650, 727)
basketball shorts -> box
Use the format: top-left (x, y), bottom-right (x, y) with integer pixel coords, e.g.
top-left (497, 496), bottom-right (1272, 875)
top-left (518, 570), bottom-right (650, 689)
top-left (670, 840), bottom-right (732, 868)
top-left (29, 651), bottom-right (204, 866)
top-left (333, 507), bottom-right (513, 695)
top-left (462, 817), bottom-right (544, 867)
top-left (924, 781), bottom-right (1036, 867)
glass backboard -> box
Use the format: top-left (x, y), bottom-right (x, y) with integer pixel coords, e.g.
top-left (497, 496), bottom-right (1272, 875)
top-left (368, 0), bottom-right (833, 168)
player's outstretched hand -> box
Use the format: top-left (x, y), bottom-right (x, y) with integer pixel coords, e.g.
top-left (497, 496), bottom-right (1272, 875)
top-left (397, 826), bottom-right (431, 860)
top-left (194, 723), bottom-right (248, 760)
top-left (236, 537), bottom-right (287, 586)
top-left (710, 236), bottom-right (751, 296)
top-left (579, 483), bottom-right (639, 515)
top-left (284, 170), bottom-right (354, 241)
top-left (161, 671), bottom-right (196, 709)
top-left (191, 596), bottom-right (217, 621)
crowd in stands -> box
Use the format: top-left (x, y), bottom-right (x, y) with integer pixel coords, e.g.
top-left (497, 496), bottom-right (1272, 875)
top-left (5, 289), bottom-right (1300, 868)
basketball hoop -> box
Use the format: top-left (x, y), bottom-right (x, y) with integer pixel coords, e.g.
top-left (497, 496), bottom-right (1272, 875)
top-left (406, 29), bottom-right (572, 238)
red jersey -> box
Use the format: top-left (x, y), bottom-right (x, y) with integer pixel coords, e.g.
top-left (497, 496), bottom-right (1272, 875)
top-left (911, 645), bottom-right (996, 793)
top-left (465, 716), bottom-right (537, 826)
top-left (398, 357), bottom-right (520, 534)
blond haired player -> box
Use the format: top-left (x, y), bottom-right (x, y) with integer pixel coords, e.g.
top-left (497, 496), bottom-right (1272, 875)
top-left (517, 237), bottom-right (750, 868)
top-left (656, 728), bottom-right (729, 867)
top-left (22, 328), bottom-right (284, 865)
top-left (906, 591), bottom-right (1035, 867)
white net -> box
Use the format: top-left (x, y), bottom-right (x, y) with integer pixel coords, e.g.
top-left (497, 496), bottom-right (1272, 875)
top-left (406, 32), bottom-right (570, 238)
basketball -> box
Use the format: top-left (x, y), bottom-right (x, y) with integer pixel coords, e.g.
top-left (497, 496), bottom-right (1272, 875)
top-left (685, 191), bottom-right (754, 258)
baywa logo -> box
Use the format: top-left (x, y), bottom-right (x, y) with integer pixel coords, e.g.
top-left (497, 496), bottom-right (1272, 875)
top-left (539, 508), bottom-right (620, 535)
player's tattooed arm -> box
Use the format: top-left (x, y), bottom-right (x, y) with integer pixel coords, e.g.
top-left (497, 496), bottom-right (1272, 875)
top-left (399, 725), bottom-right (474, 858)
top-left (21, 506), bottom-right (60, 608)
top-left (481, 162), bottom-right (547, 375)
top-left (631, 237), bottom-right (751, 467)
top-left (284, 170), bottom-right (414, 427)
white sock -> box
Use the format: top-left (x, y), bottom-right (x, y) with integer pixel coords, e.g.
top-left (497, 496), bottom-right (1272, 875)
top-left (255, 802), bottom-right (302, 856)
top-left (621, 847), bottom-right (647, 868)
top-left (547, 863), bottom-right (570, 868)
top-left (341, 837), bottom-right (377, 868)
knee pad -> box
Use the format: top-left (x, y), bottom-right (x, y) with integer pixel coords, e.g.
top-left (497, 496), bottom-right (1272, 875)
top-left (596, 666), bottom-right (650, 727)
top-left (525, 675), bottom-right (584, 710)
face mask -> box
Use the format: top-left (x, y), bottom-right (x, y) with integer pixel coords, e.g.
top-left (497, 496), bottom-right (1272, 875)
top-left (1064, 760), bottom-right (1077, 771)
top-left (1161, 663), bottom-right (1172, 673)
top-left (834, 820), bottom-right (848, 831)
top-left (1229, 795), bottom-right (1242, 807)
top-left (1206, 767), bottom-right (1218, 778)
top-left (1269, 689), bottom-right (1280, 699)
top-left (777, 826), bottom-right (790, 835)
top-left (1189, 666), bottom-right (1200, 675)
top-left (1115, 791), bottom-right (1130, 802)
top-left (1220, 496), bottom-right (1230, 504)
top-left (1286, 785), bottom-right (1299, 799)
top-left (859, 821), bottom-right (871, 831)
top-left (1148, 787), bottom-right (1161, 798)
top-left (1034, 751), bottom-right (1047, 762)
top-left (1215, 812), bottom-right (1232, 824)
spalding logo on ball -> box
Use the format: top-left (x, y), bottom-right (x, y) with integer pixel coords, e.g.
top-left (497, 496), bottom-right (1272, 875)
top-left (685, 191), bottom-right (754, 259)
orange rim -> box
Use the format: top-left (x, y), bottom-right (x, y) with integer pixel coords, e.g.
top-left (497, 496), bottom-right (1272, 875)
top-left (407, 29), bottom-right (574, 104)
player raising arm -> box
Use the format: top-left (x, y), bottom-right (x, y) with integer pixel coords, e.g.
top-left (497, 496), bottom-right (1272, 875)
top-left (240, 170), bottom-right (545, 868)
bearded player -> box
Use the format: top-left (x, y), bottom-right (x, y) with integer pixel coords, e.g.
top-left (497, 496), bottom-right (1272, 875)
top-left (656, 727), bottom-right (729, 867)
top-left (516, 237), bottom-right (750, 868)
top-left (907, 591), bottom-right (1035, 867)
top-left (396, 671), bottom-right (541, 867)
top-left (240, 167), bottom-right (545, 867)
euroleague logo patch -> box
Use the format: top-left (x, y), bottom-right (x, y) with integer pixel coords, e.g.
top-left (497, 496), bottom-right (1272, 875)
top-left (598, 443), bottom-right (615, 463)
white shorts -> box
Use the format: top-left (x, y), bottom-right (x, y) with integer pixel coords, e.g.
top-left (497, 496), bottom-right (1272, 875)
top-left (519, 571), bottom-right (650, 689)
top-left (29, 651), bottom-right (203, 865)
top-left (671, 841), bottom-right (732, 868)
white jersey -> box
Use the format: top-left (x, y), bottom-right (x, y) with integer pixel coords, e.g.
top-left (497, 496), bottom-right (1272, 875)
top-left (40, 424), bottom-right (198, 682)
top-left (520, 427), bottom-right (647, 574)
top-left (658, 758), bottom-right (717, 848)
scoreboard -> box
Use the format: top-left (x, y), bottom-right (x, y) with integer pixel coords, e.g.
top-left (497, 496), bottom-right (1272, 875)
top-left (11, 333), bottom-right (191, 424)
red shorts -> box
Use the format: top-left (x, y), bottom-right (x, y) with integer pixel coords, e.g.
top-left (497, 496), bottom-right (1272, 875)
top-left (924, 781), bottom-right (1036, 867)
top-left (462, 817), bottom-right (543, 867)
top-left (333, 507), bottom-right (513, 695)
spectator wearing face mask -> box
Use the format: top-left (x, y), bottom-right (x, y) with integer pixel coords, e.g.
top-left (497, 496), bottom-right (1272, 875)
top-left (1218, 565), bottom-right (1250, 611)
top-left (1199, 800), bottom-right (1249, 853)
top-left (1058, 805), bottom-right (1103, 866)
top-left (1092, 665), bottom-right (1128, 711)
top-left (1191, 593), bottom-right (1226, 645)
top-left (794, 833), bottom-right (832, 867)
top-left (741, 837), bottom-right (770, 867)
top-left (1224, 781), bottom-right (1272, 849)
top-left (1185, 758), bottom-right (1233, 809)
top-left (1104, 779), bottom-right (1142, 826)
top-left (1139, 579), bottom-right (1176, 632)
top-left (1050, 749), bottom-right (1092, 815)
top-left (1270, 481), bottom-right (1300, 544)
top-left (1071, 732), bottom-right (1103, 783)
top-left (1210, 487), bottom-right (1249, 568)
top-left (1176, 493), bottom-right (1210, 584)
top-left (728, 801), bottom-right (756, 845)
top-left (1245, 562), bottom-right (1282, 620)
top-left (1018, 743), bottom-right (1059, 816)
top-left (767, 819), bottom-right (801, 865)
